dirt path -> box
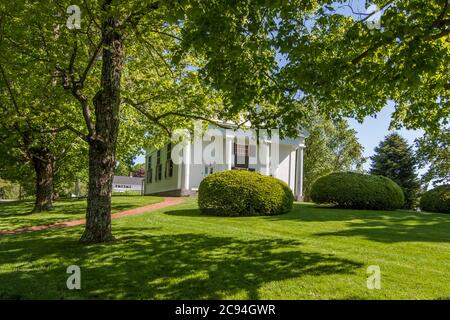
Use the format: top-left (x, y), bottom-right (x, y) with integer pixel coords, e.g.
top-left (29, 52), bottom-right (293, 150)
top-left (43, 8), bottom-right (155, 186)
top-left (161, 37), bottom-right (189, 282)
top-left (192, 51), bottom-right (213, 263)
top-left (0, 197), bottom-right (184, 236)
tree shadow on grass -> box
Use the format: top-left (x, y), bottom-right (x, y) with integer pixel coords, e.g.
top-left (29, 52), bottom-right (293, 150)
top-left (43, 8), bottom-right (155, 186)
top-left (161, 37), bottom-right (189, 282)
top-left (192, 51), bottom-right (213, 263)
top-left (0, 200), bottom-right (140, 217)
top-left (164, 208), bottom-right (206, 217)
top-left (270, 203), bottom-right (450, 243)
top-left (166, 204), bottom-right (450, 244)
top-left (314, 218), bottom-right (450, 243)
top-left (0, 201), bottom-right (35, 216)
top-left (0, 198), bottom-right (155, 231)
top-left (270, 203), bottom-right (445, 222)
top-left (0, 226), bottom-right (362, 299)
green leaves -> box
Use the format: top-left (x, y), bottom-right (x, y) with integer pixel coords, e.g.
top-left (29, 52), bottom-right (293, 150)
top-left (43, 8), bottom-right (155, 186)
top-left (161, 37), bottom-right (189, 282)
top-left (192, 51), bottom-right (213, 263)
top-left (310, 172), bottom-right (405, 210)
top-left (277, 0), bottom-right (449, 133)
top-left (302, 107), bottom-right (366, 199)
top-left (415, 128), bottom-right (450, 186)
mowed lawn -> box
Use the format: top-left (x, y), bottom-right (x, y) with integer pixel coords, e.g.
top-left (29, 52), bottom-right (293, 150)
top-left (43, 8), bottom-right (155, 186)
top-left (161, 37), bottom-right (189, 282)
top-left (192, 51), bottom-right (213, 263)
top-left (0, 198), bottom-right (449, 299)
top-left (0, 196), bottom-right (162, 231)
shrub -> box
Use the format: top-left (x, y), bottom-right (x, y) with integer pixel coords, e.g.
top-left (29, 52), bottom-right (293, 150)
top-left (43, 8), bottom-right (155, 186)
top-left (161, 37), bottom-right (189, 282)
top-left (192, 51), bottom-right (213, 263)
top-left (310, 172), bottom-right (404, 210)
top-left (419, 185), bottom-right (450, 214)
top-left (198, 170), bottom-right (294, 216)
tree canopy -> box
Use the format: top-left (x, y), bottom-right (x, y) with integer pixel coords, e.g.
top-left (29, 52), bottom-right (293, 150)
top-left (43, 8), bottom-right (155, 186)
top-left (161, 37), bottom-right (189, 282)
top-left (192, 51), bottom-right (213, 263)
top-left (1, 0), bottom-right (448, 242)
top-left (276, 0), bottom-right (449, 134)
top-left (0, 32), bottom-right (87, 209)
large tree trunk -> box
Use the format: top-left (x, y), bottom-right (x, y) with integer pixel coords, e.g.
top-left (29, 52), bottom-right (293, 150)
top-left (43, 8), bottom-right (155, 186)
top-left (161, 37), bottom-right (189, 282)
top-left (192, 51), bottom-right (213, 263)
top-left (79, 11), bottom-right (123, 244)
top-left (31, 148), bottom-right (55, 212)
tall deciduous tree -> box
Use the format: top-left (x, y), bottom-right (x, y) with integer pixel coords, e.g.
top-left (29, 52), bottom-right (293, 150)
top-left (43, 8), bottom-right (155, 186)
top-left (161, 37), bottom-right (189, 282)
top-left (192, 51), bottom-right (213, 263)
top-left (0, 47), bottom-right (86, 211)
top-left (303, 114), bottom-right (365, 199)
top-left (370, 133), bottom-right (421, 209)
top-left (415, 128), bottom-right (450, 186)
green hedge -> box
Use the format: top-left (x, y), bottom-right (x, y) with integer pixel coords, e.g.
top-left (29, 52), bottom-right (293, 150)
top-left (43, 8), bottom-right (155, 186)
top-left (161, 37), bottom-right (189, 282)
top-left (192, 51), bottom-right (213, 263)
top-left (420, 185), bottom-right (450, 214)
top-left (310, 172), bottom-right (404, 210)
top-left (198, 170), bottom-right (294, 216)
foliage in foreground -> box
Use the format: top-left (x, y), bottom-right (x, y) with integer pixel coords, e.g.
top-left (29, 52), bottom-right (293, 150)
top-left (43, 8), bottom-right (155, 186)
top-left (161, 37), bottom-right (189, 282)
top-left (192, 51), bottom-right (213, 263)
top-left (310, 172), bottom-right (404, 210)
top-left (198, 170), bottom-right (293, 216)
top-left (420, 185), bottom-right (450, 214)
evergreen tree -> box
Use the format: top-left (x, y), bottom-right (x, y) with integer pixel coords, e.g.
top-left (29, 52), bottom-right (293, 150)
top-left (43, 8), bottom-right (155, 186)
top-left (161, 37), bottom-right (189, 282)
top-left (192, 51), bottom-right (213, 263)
top-left (370, 133), bottom-right (420, 209)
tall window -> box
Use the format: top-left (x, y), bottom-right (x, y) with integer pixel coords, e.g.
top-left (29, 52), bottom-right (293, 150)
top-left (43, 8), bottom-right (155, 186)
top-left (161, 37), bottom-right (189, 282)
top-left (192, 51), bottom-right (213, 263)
top-left (156, 150), bottom-right (162, 181)
top-left (147, 155), bottom-right (153, 183)
top-left (165, 143), bottom-right (173, 178)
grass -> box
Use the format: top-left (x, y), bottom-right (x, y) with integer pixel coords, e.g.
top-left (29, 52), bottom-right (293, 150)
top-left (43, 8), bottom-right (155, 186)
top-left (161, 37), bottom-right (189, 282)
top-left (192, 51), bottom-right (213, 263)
top-left (0, 198), bottom-right (449, 299)
top-left (0, 196), bottom-right (162, 231)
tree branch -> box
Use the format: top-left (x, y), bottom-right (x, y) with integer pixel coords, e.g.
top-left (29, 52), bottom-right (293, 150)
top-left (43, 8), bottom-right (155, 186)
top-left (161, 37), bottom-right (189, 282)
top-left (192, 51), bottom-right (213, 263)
top-left (147, 29), bottom-right (182, 41)
top-left (0, 63), bottom-right (20, 114)
top-left (431, 28), bottom-right (450, 40)
top-left (351, 41), bottom-right (384, 65)
top-left (358, 1), bottom-right (394, 23)
top-left (79, 38), bottom-right (103, 87)
top-left (133, 26), bottom-right (174, 77)
top-left (36, 125), bottom-right (88, 141)
top-left (68, 41), bottom-right (78, 85)
top-left (121, 1), bottom-right (159, 28)
top-left (126, 100), bottom-right (172, 136)
top-left (56, 41), bottom-right (96, 139)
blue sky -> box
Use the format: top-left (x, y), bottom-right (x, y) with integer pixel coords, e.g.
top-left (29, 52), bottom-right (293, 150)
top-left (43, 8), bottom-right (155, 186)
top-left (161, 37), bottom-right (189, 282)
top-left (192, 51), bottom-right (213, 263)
top-left (347, 103), bottom-right (425, 173)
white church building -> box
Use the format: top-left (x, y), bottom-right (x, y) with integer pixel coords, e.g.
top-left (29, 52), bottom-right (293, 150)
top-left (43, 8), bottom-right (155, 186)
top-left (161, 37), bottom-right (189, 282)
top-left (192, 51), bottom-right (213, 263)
top-left (143, 124), bottom-right (308, 201)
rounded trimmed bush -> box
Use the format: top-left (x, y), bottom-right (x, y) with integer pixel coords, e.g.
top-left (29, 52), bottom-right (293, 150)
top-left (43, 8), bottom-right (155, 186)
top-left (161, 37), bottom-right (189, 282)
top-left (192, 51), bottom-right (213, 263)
top-left (198, 170), bottom-right (294, 216)
top-left (310, 172), bottom-right (404, 210)
top-left (419, 185), bottom-right (450, 214)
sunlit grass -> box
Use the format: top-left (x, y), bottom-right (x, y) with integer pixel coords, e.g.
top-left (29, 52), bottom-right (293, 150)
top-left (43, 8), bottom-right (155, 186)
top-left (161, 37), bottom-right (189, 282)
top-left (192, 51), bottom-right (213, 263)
top-left (0, 196), bottom-right (162, 230)
top-left (0, 198), bottom-right (449, 299)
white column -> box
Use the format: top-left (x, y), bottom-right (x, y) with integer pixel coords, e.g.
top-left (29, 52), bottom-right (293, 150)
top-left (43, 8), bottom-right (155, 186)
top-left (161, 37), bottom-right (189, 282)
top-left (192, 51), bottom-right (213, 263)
top-left (226, 136), bottom-right (233, 170)
top-left (183, 142), bottom-right (191, 192)
top-left (265, 142), bottom-right (270, 175)
top-left (289, 149), bottom-right (296, 191)
top-left (295, 147), bottom-right (304, 201)
top-left (177, 158), bottom-right (182, 189)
